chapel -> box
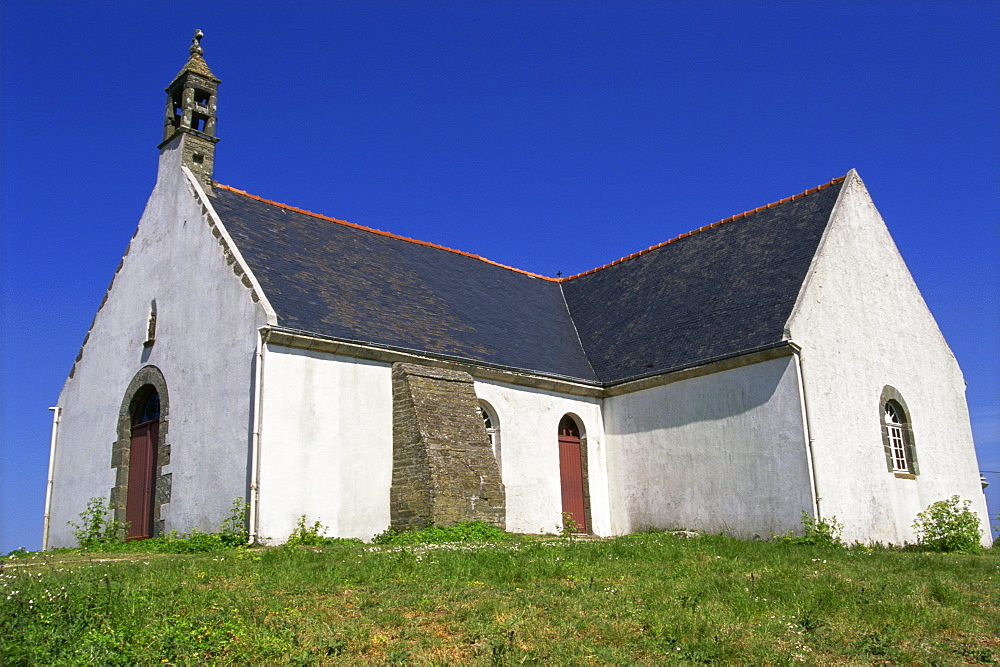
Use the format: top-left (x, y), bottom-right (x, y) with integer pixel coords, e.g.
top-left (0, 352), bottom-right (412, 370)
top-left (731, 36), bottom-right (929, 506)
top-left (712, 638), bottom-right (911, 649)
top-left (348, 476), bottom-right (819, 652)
top-left (44, 32), bottom-right (991, 548)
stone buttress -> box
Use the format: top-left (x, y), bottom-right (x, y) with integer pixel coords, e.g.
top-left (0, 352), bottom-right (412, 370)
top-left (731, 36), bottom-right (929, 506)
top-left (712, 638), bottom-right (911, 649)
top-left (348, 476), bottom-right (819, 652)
top-left (390, 363), bottom-right (505, 531)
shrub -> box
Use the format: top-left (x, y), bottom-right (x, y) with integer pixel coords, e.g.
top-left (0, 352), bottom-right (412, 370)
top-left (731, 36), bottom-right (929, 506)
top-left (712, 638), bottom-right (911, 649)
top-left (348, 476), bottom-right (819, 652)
top-left (283, 516), bottom-right (363, 547)
top-left (68, 497), bottom-right (126, 549)
top-left (912, 495), bottom-right (982, 553)
top-left (560, 512), bottom-right (581, 538)
top-left (774, 511), bottom-right (844, 547)
top-left (284, 516), bottom-right (330, 546)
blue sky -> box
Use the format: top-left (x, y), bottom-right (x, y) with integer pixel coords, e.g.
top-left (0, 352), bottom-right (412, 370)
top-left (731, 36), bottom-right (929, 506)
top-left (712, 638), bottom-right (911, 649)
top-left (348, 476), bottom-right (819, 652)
top-left (1, 1), bottom-right (997, 552)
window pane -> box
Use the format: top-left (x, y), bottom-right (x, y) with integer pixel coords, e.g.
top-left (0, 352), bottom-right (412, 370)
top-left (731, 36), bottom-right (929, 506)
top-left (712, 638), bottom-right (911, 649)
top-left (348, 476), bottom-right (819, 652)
top-left (132, 388), bottom-right (160, 426)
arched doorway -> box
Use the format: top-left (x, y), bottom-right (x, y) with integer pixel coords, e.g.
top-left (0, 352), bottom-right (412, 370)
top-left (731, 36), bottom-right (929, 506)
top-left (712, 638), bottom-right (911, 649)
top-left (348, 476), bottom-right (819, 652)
top-left (558, 415), bottom-right (588, 533)
top-left (126, 386), bottom-right (160, 540)
top-left (113, 366), bottom-right (170, 541)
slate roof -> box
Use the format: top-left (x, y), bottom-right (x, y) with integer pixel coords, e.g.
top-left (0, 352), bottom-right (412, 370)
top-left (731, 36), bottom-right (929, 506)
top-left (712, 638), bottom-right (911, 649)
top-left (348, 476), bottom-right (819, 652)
top-left (214, 188), bottom-right (599, 381)
top-left (213, 176), bottom-right (845, 384)
top-left (562, 177), bottom-right (845, 382)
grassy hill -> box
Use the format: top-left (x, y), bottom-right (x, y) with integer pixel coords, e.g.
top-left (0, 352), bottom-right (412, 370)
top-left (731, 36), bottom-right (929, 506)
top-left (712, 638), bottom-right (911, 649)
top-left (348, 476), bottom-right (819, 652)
top-left (2, 531), bottom-right (998, 664)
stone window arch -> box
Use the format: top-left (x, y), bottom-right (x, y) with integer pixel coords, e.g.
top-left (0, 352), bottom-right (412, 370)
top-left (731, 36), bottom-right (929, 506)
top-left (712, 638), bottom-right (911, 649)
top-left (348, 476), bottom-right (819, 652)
top-left (111, 366), bottom-right (171, 537)
top-left (879, 386), bottom-right (917, 477)
top-left (479, 400), bottom-right (501, 473)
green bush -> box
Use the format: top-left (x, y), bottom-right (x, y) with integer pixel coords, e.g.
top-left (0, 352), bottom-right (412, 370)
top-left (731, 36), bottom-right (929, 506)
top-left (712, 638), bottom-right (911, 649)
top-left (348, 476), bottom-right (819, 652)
top-left (68, 498), bottom-right (126, 549)
top-left (774, 511), bottom-right (844, 547)
top-left (912, 495), bottom-right (982, 553)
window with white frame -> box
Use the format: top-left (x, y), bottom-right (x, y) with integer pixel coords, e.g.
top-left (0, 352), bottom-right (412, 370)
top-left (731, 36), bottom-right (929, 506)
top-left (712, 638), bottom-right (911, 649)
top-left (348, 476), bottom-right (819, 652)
top-left (884, 402), bottom-right (908, 471)
top-left (479, 402), bottom-right (500, 472)
top-left (879, 389), bottom-right (917, 476)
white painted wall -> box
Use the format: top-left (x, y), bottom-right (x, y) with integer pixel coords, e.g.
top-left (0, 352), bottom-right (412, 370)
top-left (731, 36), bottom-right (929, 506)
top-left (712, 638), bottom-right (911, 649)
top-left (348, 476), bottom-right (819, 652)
top-left (603, 356), bottom-right (813, 539)
top-left (254, 346), bottom-right (394, 543)
top-left (474, 380), bottom-right (608, 536)
top-left (786, 172), bottom-right (990, 545)
top-left (253, 359), bottom-right (608, 541)
top-left (48, 139), bottom-right (269, 547)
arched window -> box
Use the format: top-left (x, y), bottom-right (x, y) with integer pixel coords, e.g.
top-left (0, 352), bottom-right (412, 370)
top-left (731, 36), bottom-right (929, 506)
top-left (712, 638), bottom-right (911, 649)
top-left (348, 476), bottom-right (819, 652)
top-left (479, 402), bottom-right (500, 472)
top-left (879, 387), bottom-right (917, 476)
top-left (132, 386), bottom-right (160, 426)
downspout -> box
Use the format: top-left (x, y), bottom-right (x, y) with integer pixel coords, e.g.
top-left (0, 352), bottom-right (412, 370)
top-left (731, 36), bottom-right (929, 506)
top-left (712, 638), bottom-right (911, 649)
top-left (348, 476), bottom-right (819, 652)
top-left (247, 327), bottom-right (267, 544)
top-left (790, 345), bottom-right (822, 519)
top-left (43, 406), bottom-right (61, 550)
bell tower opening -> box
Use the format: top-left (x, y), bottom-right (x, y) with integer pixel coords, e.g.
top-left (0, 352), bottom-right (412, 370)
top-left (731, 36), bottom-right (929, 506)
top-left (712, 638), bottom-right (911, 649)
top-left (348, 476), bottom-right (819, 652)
top-left (159, 30), bottom-right (220, 194)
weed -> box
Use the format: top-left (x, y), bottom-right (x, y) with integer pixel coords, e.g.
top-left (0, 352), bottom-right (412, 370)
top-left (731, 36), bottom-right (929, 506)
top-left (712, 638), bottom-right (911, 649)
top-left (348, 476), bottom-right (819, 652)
top-left (284, 516), bottom-right (364, 547)
top-left (561, 512), bottom-right (581, 537)
top-left (219, 497), bottom-right (249, 547)
top-left (66, 498), bottom-right (255, 554)
top-left (487, 630), bottom-right (517, 664)
top-left (67, 497), bottom-right (126, 549)
top-left (284, 516), bottom-right (329, 547)
top-left (773, 511), bottom-right (844, 547)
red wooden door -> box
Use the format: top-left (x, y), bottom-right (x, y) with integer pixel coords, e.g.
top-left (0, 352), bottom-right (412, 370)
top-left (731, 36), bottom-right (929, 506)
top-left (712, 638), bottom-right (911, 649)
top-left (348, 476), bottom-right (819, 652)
top-left (558, 416), bottom-right (587, 533)
top-left (126, 419), bottom-right (158, 540)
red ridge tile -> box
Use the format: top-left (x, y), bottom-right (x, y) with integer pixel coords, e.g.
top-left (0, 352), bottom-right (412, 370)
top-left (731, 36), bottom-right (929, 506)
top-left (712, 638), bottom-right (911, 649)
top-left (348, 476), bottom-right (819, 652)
top-left (214, 174), bottom-right (846, 284)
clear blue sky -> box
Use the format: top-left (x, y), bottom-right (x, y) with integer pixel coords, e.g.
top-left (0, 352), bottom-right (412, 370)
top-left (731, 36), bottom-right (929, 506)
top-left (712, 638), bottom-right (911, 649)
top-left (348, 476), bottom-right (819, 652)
top-left (2, 1), bottom-right (997, 553)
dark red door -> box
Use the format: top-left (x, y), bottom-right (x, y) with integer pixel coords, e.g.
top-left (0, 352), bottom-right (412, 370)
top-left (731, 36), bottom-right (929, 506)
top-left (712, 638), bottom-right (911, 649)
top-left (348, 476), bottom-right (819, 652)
top-left (126, 388), bottom-right (160, 540)
top-left (126, 421), bottom-right (157, 539)
top-left (558, 416), bottom-right (587, 533)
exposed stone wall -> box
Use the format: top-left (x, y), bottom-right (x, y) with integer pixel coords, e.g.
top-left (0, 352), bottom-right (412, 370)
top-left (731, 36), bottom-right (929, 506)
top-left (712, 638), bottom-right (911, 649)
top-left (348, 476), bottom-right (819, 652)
top-left (179, 132), bottom-right (218, 194)
top-left (391, 363), bottom-right (505, 531)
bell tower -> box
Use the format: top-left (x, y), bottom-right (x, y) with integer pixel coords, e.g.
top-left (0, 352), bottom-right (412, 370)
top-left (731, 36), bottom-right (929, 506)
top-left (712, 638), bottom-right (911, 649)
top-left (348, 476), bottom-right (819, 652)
top-left (159, 30), bottom-right (220, 194)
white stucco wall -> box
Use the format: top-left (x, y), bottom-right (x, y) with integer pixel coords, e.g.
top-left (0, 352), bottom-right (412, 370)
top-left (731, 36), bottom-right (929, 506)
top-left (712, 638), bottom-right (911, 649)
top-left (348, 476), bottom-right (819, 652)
top-left (786, 172), bottom-right (990, 545)
top-left (47, 139), bottom-right (270, 547)
top-left (254, 346), bottom-right (394, 542)
top-left (603, 355), bottom-right (814, 539)
top-left (252, 355), bottom-right (608, 541)
top-left (474, 380), bottom-right (608, 536)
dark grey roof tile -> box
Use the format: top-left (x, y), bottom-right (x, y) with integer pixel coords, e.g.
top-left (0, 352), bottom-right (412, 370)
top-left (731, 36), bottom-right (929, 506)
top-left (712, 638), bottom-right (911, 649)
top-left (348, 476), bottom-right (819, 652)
top-left (212, 176), bottom-right (844, 384)
top-left (213, 189), bottom-right (598, 380)
top-left (562, 178), bottom-right (844, 382)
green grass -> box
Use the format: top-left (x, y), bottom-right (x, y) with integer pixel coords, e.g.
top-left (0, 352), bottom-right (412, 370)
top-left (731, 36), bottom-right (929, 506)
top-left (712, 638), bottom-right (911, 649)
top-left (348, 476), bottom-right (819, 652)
top-left (2, 533), bottom-right (998, 664)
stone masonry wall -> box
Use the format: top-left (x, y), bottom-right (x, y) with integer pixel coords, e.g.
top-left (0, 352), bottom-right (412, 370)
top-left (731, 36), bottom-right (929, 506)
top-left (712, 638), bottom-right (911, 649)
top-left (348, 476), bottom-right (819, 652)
top-left (391, 363), bottom-right (505, 531)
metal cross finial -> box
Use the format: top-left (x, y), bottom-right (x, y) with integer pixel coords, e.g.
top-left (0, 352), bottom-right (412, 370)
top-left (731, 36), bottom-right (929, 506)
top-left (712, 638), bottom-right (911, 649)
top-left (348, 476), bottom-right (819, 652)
top-left (190, 29), bottom-right (204, 56)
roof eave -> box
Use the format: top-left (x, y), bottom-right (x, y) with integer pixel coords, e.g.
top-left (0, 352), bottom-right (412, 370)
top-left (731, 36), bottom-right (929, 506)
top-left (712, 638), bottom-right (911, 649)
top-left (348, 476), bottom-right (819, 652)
top-left (261, 326), bottom-right (605, 397)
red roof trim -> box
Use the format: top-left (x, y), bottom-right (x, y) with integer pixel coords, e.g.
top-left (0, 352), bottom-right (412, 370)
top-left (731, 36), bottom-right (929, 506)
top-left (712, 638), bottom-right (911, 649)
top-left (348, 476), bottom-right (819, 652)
top-left (562, 175), bottom-right (847, 281)
top-left (215, 175), bottom-right (846, 284)
top-left (214, 183), bottom-right (559, 282)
